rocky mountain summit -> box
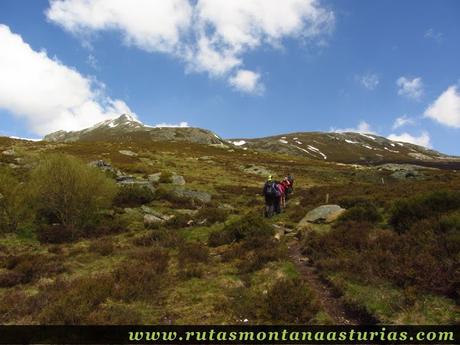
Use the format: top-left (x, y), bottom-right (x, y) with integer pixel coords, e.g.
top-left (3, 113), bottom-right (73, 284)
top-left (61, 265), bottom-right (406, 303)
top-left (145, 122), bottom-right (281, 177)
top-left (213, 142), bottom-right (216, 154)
top-left (44, 114), bottom-right (225, 145)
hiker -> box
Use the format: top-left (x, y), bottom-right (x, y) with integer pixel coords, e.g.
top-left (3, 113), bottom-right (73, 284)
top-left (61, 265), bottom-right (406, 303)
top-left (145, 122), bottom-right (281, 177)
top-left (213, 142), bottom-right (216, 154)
top-left (280, 177), bottom-right (290, 207)
top-left (273, 180), bottom-right (282, 214)
top-left (262, 176), bottom-right (277, 218)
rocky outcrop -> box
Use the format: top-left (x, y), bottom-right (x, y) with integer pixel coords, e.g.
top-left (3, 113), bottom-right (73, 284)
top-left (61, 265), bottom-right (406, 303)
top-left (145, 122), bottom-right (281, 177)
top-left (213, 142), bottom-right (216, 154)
top-left (172, 187), bottom-right (212, 204)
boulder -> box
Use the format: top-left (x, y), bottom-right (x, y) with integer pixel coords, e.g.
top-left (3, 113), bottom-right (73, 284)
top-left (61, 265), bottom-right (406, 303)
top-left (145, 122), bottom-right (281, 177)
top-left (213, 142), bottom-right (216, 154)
top-left (144, 214), bottom-right (164, 227)
top-left (171, 174), bottom-right (186, 185)
top-left (148, 172), bottom-right (162, 183)
top-left (172, 187), bottom-right (212, 204)
top-left (140, 206), bottom-right (173, 220)
top-left (298, 205), bottom-right (345, 227)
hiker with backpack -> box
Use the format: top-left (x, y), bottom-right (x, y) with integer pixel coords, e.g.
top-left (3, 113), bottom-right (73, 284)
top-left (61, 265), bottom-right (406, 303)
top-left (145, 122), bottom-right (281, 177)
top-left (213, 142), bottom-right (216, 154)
top-left (279, 177), bottom-right (290, 208)
top-left (262, 176), bottom-right (277, 218)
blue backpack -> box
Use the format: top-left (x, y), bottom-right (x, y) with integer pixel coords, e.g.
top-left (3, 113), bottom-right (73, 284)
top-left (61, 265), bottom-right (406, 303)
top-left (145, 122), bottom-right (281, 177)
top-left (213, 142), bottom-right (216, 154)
top-left (265, 181), bottom-right (278, 197)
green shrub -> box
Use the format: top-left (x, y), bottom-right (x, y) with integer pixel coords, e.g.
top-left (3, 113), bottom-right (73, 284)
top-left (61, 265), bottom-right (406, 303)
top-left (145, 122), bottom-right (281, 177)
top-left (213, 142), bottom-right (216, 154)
top-left (266, 277), bottom-right (319, 323)
top-left (0, 168), bottom-right (27, 233)
top-left (37, 224), bottom-right (73, 244)
top-left (389, 191), bottom-right (460, 233)
top-left (208, 213), bottom-right (272, 247)
top-left (339, 204), bottom-right (382, 224)
top-left (114, 184), bottom-right (155, 207)
top-left (29, 154), bottom-right (117, 239)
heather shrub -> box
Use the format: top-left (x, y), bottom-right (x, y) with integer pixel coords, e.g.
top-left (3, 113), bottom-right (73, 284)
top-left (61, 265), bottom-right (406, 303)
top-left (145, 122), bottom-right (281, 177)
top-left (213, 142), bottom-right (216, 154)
top-left (164, 213), bottom-right (191, 229)
top-left (89, 239), bottom-right (114, 256)
top-left (114, 184), bottom-right (155, 207)
top-left (208, 213), bottom-right (272, 247)
top-left (196, 207), bottom-right (229, 224)
top-left (133, 229), bottom-right (183, 248)
top-left (338, 204), bottom-right (382, 224)
top-left (266, 277), bottom-right (319, 323)
top-left (389, 191), bottom-right (460, 233)
top-left (178, 241), bottom-right (209, 266)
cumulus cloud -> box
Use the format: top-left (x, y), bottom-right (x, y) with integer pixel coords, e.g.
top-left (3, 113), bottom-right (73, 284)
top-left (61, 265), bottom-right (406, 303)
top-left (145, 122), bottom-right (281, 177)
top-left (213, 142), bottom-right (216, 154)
top-left (152, 121), bottom-right (189, 128)
top-left (424, 85), bottom-right (460, 128)
top-left (397, 76), bottom-right (423, 100)
top-left (46, 0), bottom-right (334, 93)
top-left (392, 115), bottom-right (416, 129)
top-left (0, 24), bottom-right (132, 136)
top-left (330, 121), bottom-right (376, 134)
top-left (356, 73), bottom-right (379, 90)
top-left (387, 131), bottom-right (431, 148)
top-left (229, 70), bottom-right (264, 94)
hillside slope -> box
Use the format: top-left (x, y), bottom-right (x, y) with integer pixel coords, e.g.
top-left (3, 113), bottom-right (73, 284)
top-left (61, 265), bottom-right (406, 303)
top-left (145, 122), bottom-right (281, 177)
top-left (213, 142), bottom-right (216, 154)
top-left (229, 131), bottom-right (460, 166)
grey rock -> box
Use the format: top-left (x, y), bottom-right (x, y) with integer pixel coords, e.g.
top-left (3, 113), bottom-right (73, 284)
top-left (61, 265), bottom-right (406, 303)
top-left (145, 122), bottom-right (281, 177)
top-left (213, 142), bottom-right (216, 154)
top-left (119, 150), bottom-right (138, 157)
top-left (148, 172), bottom-right (162, 183)
top-left (172, 187), bottom-right (212, 204)
top-left (1, 149), bottom-right (16, 156)
top-left (171, 174), bottom-right (186, 186)
top-left (298, 205), bottom-right (346, 227)
top-left (144, 214), bottom-right (164, 226)
top-left (176, 209), bottom-right (199, 216)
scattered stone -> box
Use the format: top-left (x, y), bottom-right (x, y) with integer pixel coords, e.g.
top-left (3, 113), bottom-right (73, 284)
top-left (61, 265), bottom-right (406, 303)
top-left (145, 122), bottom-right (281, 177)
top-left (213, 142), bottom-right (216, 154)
top-left (144, 214), bottom-right (164, 227)
top-left (171, 174), bottom-right (186, 186)
top-left (176, 209), bottom-right (199, 216)
top-left (172, 187), bottom-right (212, 204)
top-left (1, 149), bottom-right (15, 156)
top-left (148, 172), bottom-right (162, 183)
top-left (119, 150), bottom-right (138, 157)
top-left (241, 164), bottom-right (273, 177)
top-left (218, 203), bottom-right (235, 212)
top-left (298, 205), bottom-right (346, 227)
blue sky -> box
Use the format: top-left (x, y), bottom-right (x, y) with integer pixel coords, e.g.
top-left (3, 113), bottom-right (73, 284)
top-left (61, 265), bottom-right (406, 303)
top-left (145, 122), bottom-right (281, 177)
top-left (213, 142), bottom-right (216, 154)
top-left (0, 0), bottom-right (459, 154)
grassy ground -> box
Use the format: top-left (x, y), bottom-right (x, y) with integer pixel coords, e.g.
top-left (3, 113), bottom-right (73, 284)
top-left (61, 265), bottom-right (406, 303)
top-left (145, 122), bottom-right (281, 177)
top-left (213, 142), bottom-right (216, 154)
top-left (0, 137), bottom-right (459, 324)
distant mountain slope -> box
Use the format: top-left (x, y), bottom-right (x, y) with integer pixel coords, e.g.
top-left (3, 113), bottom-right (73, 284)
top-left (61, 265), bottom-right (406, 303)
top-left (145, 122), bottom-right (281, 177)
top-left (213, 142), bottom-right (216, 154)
top-left (228, 131), bottom-right (458, 166)
top-left (41, 114), bottom-right (459, 166)
top-left (43, 114), bottom-right (225, 145)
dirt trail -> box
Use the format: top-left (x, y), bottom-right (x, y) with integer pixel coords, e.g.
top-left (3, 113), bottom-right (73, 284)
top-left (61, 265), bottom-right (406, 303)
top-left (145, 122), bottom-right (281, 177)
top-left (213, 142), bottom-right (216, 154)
top-left (286, 236), bottom-right (367, 325)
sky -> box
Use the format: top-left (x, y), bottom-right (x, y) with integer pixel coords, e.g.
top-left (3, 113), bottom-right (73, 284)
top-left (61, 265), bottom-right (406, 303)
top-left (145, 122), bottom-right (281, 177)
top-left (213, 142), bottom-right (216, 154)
top-left (0, 0), bottom-right (459, 155)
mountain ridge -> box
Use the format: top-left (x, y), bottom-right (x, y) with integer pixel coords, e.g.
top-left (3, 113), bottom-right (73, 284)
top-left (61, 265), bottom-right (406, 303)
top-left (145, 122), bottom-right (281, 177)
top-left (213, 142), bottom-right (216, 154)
top-left (30, 114), bottom-right (460, 166)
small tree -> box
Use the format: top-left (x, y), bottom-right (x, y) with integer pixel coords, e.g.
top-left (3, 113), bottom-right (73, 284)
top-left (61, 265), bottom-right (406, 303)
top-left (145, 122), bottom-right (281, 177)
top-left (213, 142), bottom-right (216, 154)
top-left (0, 168), bottom-right (25, 233)
top-left (29, 154), bottom-right (117, 239)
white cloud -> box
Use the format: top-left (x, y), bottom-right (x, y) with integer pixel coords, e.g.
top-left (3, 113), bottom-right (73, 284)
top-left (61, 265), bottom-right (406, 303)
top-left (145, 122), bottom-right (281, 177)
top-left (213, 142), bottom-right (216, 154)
top-left (397, 76), bottom-right (423, 100)
top-left (0, 24), bottom-right (132, 136)
top-left (424, 85), bottom-right (460, 128)
top-left (153, 121), bottom-right (189, 128)
top-left (392, 115), bottom-right (416, 129)
top-left (424, 28), bottom-right (443, 42)
top-left (330, 121), bottom-right (376, 134)
top-left (229, 69), bottom-right (264, 94)
top-left (388, 131), bottom-right (431, 148)
top-left (46, 0), bottom-right (334, 93)
top-left (356, 73), bottom-right (379, 90)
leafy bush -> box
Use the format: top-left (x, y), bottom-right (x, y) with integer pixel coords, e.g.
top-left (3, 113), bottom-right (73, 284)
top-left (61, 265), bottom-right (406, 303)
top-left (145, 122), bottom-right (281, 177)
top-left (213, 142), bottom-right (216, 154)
top-left (266, 277), bottom-right (319, 323)
top-left (389, 191), bottom-right (460, 233)
top-left (339, 204), bottom-right (382, 224)
top-left (0, 168), bottom-right (27, 233)
top-left (114, 184), bottom-right (155, 207)
top-left (29, 154), bottom-right (117, 240)
top-left (208, 213), bottom-right (272, 247)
